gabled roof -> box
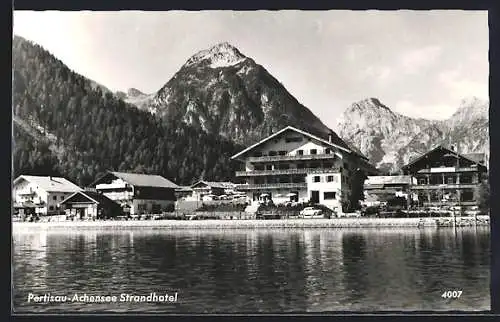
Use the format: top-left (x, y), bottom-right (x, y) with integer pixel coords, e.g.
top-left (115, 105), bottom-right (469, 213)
top-left (230, 126), bottom-right (365, 160)
top-left (463, 152), bottom-right (486, 164)
top-left (60, 190), bottom-right (120, 209)
top-left (13, 175), bottom-right (82, 193)
top-left (402, 145), bottom-right (487, 171)
top-left (93, 171), bottom-right (179, 189)
top-left (191, 181), bottom-right (235, 189)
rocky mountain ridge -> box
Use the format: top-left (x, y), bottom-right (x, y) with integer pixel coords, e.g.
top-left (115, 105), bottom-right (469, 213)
top-left (336, 97), bottom-right (489, 173)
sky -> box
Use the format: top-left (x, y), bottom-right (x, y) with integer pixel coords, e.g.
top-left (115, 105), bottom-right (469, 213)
top-left (13, 10), bottom-right (489, 129)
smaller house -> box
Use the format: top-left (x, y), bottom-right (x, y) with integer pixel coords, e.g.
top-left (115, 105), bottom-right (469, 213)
top-left (363, 175), bottom-right (414, 206)
top-left (13, 175), bottom-right (82, 216)
top-left (60, 190), bottom-right (122, 220)
top-left (92, 171), bottom-right (179, 215)
top-left (190, 181), bottom-right (236, 200)
top-left (175, 186), bottom-right (195, 200)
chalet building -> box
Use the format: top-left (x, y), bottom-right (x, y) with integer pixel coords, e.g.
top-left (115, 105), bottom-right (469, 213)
top-left (401, 146), bottom-right (488, 209)
top-left (13, 175), bottom-right (82, 216)
top-left (175, 186), bottom-right (195, 200)
top-left (190, 181), bottom-right (236, 200)
top-left (59, 189), bottom-right (122, 220)
top-left (91, 171), bottom-right (179, 215)
top-left (231, 126), bottom-right (378, 211)
top-left (363, 175), bottom-right (415, 206)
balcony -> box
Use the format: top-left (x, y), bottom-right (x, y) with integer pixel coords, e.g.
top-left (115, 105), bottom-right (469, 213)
top-left (416, 167), bottom-right (481, 174)
top-left (235, 166), bottom-right (341, 177)
top-left (247, 153), bottom-right (336, 163)
top-left (410, 183), bottom-right (478, 190)
top-left (235, 183), bottom-right (307, 190)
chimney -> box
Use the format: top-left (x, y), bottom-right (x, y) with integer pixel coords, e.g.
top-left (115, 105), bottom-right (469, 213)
top-left (328, 132), bottom-right (333, 143)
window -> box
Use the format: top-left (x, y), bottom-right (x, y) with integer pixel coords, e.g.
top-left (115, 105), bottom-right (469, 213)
top-left (324, 192), bottom-right (336, 200)
top-left (268, 151), bottom-right (277, 156)
top-left (253, 151), bottom-right (262, 157)
top-left (310, 149), bottom-right (317, 155)
top-left (53, 195), bottom-right (57, 200)
top-left (255, 165), bottom-right (264, 171)
top-left (418, 178), bottom-right (427, 185)
top-left (297, 150), bottom-right (304, 155)
top-left (266, 165), bottom-right (273, 170)
top-left (297, 163), bottom-right (305, 169)
top-left (60, 196), bottom-right (65, 200)
top-left (49, 206), bottom-right (54, 210)
top-left (326, 175), bottom-right (335, 182)
top-left (278, 151), bottom-right (286, 156)
top-left (313, 176), bottom-right (321, 183)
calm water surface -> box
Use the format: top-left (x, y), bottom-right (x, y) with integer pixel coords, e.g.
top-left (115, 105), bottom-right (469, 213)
top-left (12, 227), bottom-right (490, 313)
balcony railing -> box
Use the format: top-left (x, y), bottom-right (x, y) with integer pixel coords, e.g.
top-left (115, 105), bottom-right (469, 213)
top-left (235, 167), bottom-right (341, 177)
top-left (235, 183), bottom-right (307, 190)
top-left (247, 153), bottom-right (336, 163)
top-left (416, 167), bottom-right (482, 174)
top-left (410, 183), bottom-right (478, 190)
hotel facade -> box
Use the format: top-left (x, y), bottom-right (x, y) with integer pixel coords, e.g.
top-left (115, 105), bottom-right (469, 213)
top-left (231, 126), bottom-right (378, 211)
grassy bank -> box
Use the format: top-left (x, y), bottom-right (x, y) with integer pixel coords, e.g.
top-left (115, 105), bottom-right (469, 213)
top-left (12, 216), bottom-right (490, 231)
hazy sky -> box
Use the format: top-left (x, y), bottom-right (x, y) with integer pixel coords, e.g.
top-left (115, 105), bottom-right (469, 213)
top-left (13, 10), bottom-right (488, 129)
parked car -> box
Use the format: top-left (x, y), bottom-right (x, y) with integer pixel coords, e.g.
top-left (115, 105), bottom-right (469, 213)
top-left (300, 207), bottom-right (323, 218)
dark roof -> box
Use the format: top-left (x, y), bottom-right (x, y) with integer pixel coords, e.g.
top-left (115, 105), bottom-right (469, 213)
top-left (61, 190), bottom-right (120, 209)
top-left (402, 145), bottom-right (487, 170)
top-left (93, 171), bottom-right (179, 189)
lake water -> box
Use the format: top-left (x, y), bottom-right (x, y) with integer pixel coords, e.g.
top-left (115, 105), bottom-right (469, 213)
top-left (12, 227), bottom-right (490, 313)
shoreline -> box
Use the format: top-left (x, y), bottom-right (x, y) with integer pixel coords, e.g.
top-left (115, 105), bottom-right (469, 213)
top-left (12, 216), bottom-right (490, 231)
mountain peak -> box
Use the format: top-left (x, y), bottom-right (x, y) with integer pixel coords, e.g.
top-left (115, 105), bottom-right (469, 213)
top-left (127, 88), bottom-right (145, 97)
top-left (350, 97), bottom-right (392, 113)
top-left (184, 42), bottom-right (247, 68)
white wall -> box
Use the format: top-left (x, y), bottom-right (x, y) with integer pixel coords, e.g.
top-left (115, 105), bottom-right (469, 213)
top-left (244, 133), bottom-right (346, 171)
top-left (95, 178), bottom-right (128, 190)
top-left (307, 172), bottom-right (343, 210)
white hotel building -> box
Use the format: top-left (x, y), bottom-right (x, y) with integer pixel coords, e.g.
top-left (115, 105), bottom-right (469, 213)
top-left (231, 126), bottom-right (378, 211)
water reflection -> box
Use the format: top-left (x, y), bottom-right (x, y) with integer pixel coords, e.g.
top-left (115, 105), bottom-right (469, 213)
top-left (12, 227), bottom-right (490, 313)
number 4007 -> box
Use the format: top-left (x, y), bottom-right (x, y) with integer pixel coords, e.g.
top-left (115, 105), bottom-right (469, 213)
top-left (441, 290), bottom-right (462, 299)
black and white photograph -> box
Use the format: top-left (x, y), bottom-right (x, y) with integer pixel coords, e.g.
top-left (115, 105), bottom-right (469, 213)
top-left (11, 9), bottom-right (491, 313)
